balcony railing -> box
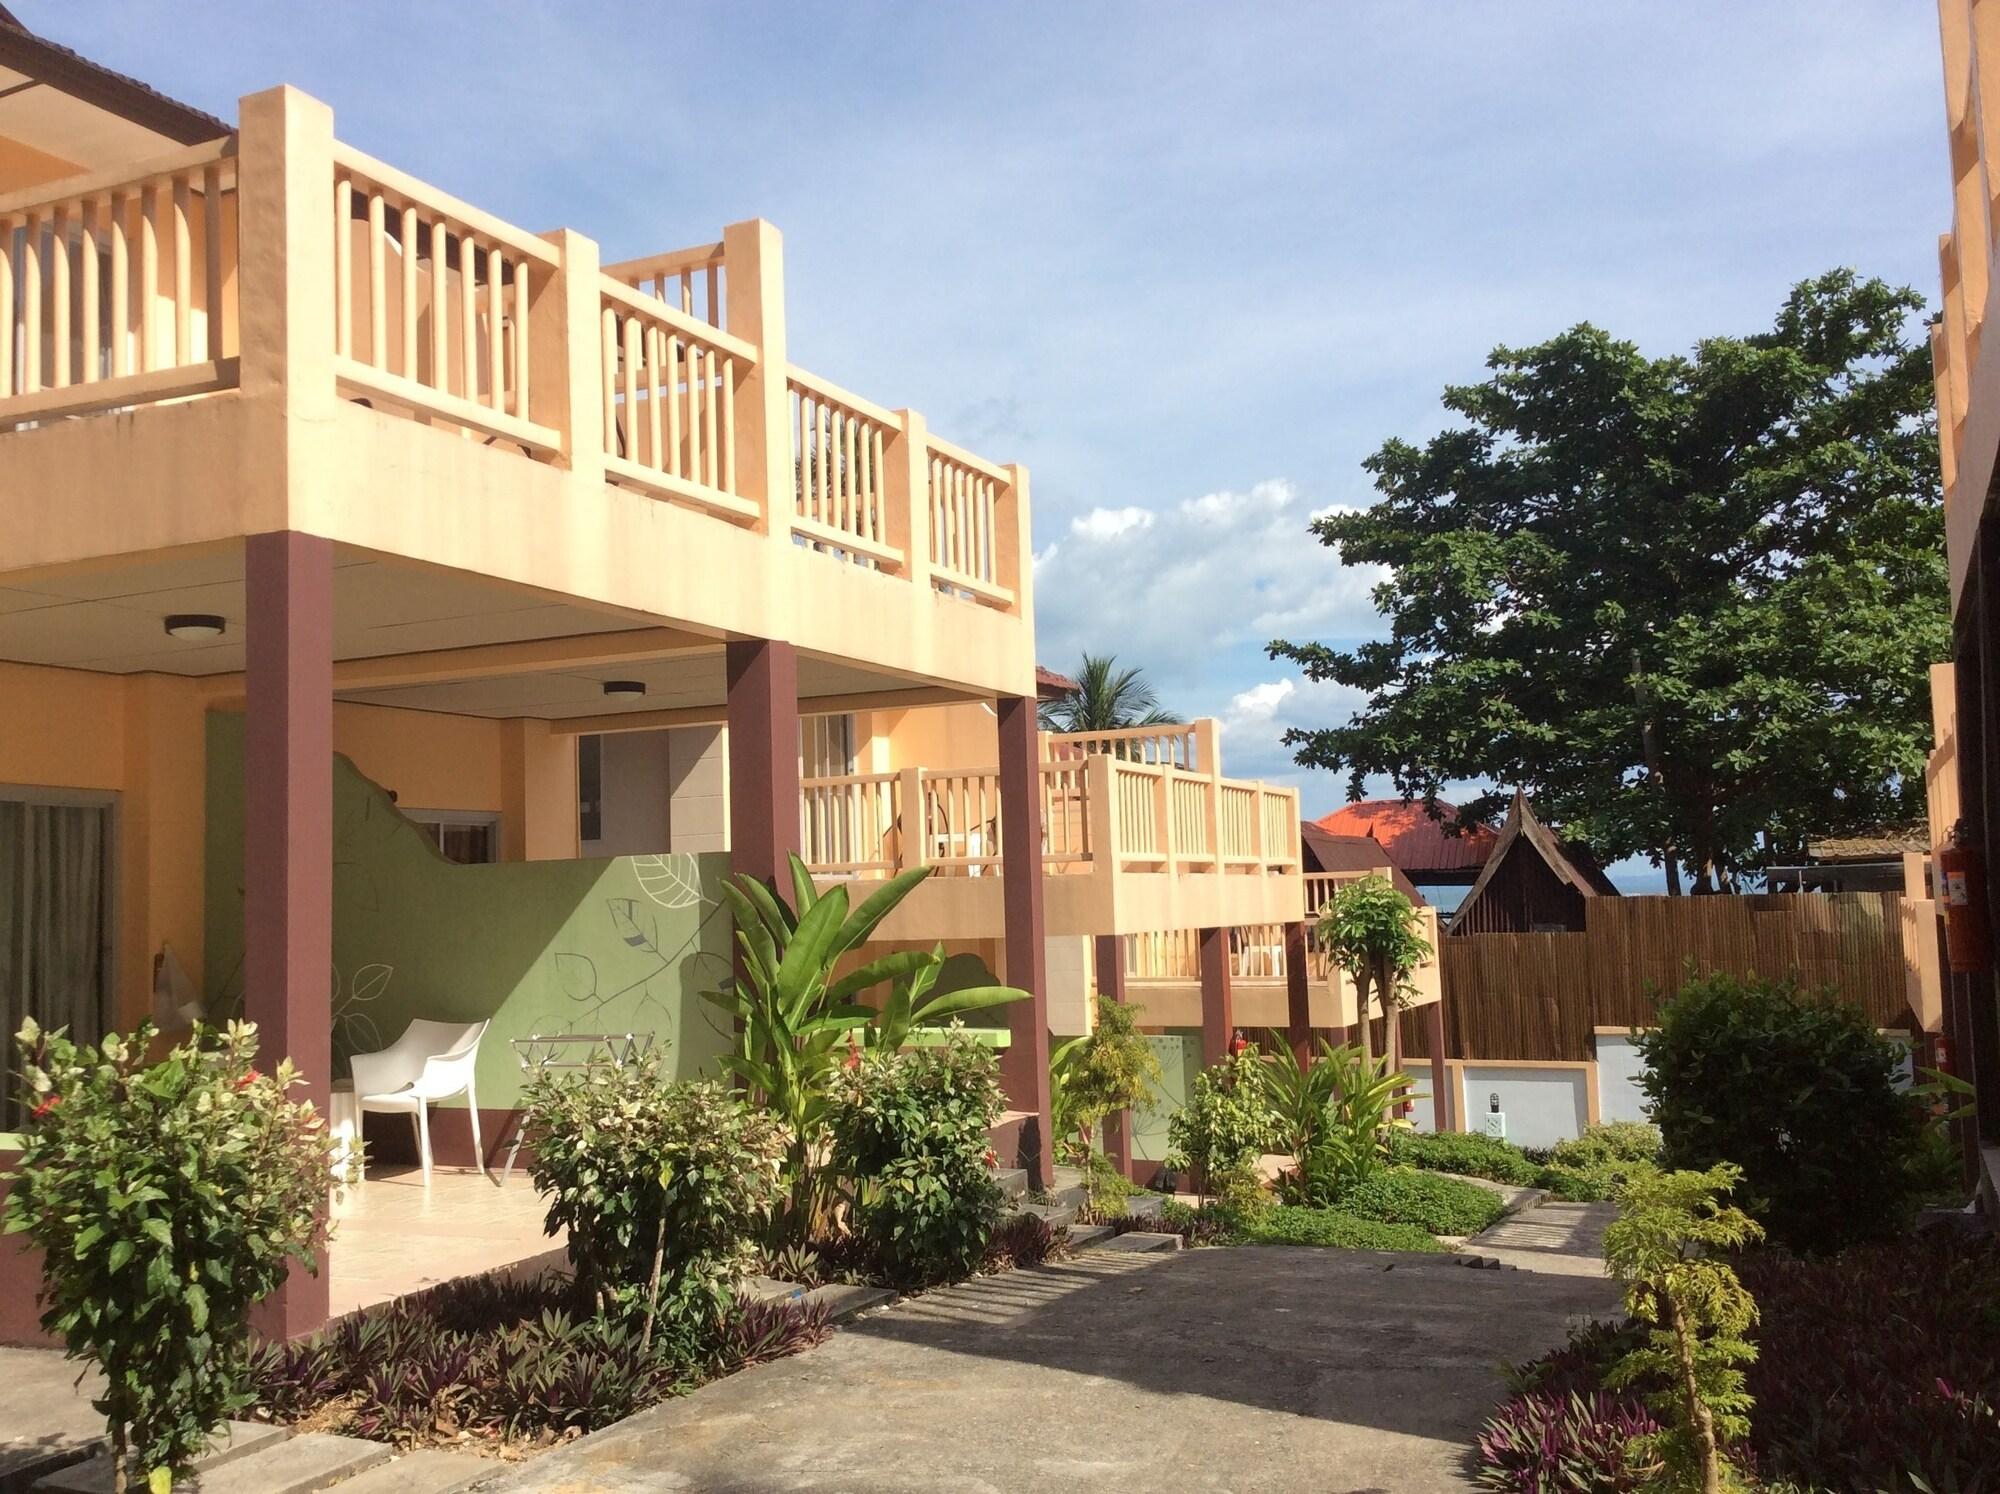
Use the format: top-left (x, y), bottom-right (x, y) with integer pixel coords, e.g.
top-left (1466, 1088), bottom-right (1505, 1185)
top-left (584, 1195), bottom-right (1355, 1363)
top-left (0, 90), bottom-right (1029, 619)
top-left (0, 138), bottom-right (239, 426)
top-left (800, 740), bottom-right (1301, 881)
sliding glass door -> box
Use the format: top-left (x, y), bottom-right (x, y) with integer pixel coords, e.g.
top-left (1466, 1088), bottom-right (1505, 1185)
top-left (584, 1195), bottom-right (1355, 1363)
top-left (0, 792), bottom-right (113, 1127)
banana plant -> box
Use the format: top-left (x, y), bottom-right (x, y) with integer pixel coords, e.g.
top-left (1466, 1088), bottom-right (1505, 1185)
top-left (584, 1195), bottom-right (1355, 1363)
top-left (704, 855), bottom-right (1026, 1243)
top-left (1255, 1031), bottom-right (1341, 1158)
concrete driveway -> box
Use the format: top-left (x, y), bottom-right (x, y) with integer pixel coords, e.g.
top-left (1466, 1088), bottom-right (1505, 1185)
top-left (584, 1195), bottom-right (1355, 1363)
top-left (482, 1244), bottom-right (1621, 1493)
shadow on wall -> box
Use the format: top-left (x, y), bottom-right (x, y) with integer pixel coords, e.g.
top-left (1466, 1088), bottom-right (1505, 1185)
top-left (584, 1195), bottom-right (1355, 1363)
top-left (201, 714), bottom-right (736, 1109)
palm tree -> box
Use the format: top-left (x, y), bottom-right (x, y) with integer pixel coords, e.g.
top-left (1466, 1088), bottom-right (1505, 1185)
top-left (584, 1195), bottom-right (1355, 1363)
top-left (1039, 652), bottom-right (1177, 733)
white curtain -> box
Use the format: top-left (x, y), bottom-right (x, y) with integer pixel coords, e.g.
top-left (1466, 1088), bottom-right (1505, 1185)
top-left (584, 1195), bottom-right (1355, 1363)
top-left (0, 799), bottom-right (110, 1127)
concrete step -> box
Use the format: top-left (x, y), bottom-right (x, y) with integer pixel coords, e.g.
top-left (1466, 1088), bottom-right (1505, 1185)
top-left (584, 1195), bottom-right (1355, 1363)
top-left (1096, 1231), bottom-right (1183, 1254)
top-left (1123, 1193), bottom-right (1167, 1221)
top-left (318, 1448), bottom-right (491, 1493)
top-left (800, 1283), bottom-right (896, 1323)
top-left (990, 1167), bottom-right (1029, 1201)
top-left (39, 1421), bottom-right (289, 1493)
top-left (1015, 1200), bottom-right (1078, 1230)
top-left (1066, 1223), bottom-right (1114, 1249)
top-left (185, 1433), bottom-right (390, 1494)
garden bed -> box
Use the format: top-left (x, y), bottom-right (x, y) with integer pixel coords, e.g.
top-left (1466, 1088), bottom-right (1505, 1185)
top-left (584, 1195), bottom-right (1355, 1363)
top-left (1476, 1227), bottom-right (2000, 1490)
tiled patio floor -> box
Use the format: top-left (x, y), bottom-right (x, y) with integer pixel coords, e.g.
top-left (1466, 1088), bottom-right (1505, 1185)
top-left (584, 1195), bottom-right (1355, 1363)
top-left (328, 1165), bottom-right (563, 1318)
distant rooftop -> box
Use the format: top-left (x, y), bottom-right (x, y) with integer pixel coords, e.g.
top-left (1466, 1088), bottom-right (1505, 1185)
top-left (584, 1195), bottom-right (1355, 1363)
top-left (1314, 797), bottom-right (1497, 881)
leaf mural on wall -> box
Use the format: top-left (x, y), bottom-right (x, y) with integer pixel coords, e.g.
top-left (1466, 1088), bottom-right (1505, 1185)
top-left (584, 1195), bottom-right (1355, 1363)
top-left (331, 961), bottom-right (393, 1067)
top-left (608, 898), bottom-right (661, 957)
top-left (632, 854), bottom-right (704, 910)
top-left (553, 952), bottom-right (598, 1005)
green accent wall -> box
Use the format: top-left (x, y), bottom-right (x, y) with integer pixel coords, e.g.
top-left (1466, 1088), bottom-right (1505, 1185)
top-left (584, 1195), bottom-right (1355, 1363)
top-left (203, 715), bottom-right (734, 1109)
top-left (1131, 1032), bottom-right (1199, 1162)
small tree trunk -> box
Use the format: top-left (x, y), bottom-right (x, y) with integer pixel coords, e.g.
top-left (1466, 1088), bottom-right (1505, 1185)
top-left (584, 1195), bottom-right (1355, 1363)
top-left (1663, 850), bottom-right (1684, 897)
top-left (1353, 970), bottom-right (1374, 1065)
top-left (111, 1424), bottom-right (127, 1494)
top-left (640, 1210), bottom-right (667, 1354)
top-left (1665, 1289), bottom-right (1724, 1494)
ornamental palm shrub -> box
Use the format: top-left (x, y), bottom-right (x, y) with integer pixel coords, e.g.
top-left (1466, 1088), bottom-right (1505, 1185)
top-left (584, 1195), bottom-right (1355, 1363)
top-left (1277, 1041), bottom-right (1416, 1202)
top-left (1635, 972), bottom-right (1924, 1253)
top-left (826, 1037), bottom-right (1004, 1287)
top-left (521, 1058), bottom-right (785, 1338)
top-left (705, 856), bottom-right (1024, 1244)
top-left (4, 1019), bottom-right (334, 1494)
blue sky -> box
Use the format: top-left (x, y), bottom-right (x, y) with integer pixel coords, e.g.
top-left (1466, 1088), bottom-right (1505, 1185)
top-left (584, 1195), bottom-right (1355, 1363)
top-left (32, 3), bottom-right (1948, 862)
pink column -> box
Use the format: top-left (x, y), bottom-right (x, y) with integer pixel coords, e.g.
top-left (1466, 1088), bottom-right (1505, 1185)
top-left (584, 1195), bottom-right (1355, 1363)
top-left (1094, 933), bottom-right (1133, 1180)
top-left (725, 639), bottom-right (801, 893)
top-left (1284, 921), bottom-right (1313, 1063)
top-left (244, 530), bottom-right (334, 1339)
top-left (1199, 926), bottom-right (1233, 1067)
top-left (997, 694), bottom-right (1053, 1186)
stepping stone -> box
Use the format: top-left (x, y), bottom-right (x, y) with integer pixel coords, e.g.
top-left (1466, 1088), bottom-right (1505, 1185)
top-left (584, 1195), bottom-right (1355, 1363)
top-left (1123, 1194), bottom-right (1167, 1220)
top-left (1066, 1224), bottom-right (1114, 1249)
top-left (800, 1283), bottom-right (896, 1322)
top-left (1016, 1200), bottom-right (1077, 1230)
top-left (39, 1422), bottom-right (288, 1493)
top-left (182, 1433), bottom-right (390, 1494)
top-left (990, 1168), bottom-right (1029, 1201)
top-left (741, 1274), bottom-right (809, 1303)
top-left (319, 1448), bottom-right (491, 1494)
top-left (1097, 1231), bottom-right (1182, 1254)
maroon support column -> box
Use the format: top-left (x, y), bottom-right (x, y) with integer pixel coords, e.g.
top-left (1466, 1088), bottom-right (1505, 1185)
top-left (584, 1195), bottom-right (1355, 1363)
top-left (1199, 926), bottom-right (1233, 1067)
top-left (1284, 921), bottom-right (1313, 1063)
top-left (244, 530), bottom-right (334, 1339)
top-left (1094, 934), bottom-right (1132, 1179)
top-left (1426, 999), bottom-right (1453, 1132)
top-left (725, 639), bottom-right (801, 893)
top-left (997, 695), bottom-right (1053, 1186)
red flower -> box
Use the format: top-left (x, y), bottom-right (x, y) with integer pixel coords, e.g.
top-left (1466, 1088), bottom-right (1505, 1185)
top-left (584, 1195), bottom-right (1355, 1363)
top-left (843, 1037), bottom-right (862, 1072)
top-left (29, 1094), bottom-right (60, 1119)
top-left (983, 1148), bottom-right (998, 1168)
top-left (236, 1069), bottom-right (262, 1090)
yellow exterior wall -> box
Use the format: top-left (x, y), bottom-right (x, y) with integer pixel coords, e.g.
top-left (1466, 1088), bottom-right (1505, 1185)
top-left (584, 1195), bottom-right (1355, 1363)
top-left (869, 700), bottom-right (997, 773)
top-left (0, 661), bottom-right (579, 1028)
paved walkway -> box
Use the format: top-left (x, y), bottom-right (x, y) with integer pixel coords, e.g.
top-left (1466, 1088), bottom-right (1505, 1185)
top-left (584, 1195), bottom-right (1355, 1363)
top-left (484, 1236), bottom-right (1622, 1494)
top-left (1466, 1201), bottom-right (1613, 1277)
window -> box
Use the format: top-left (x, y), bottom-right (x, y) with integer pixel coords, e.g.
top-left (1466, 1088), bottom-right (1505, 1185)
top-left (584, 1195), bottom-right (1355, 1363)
top-left (801, 714), bottom-right (856, 778)
top-left (0, 788), bottom-right (114, 1127)
top-left (402, 809), bottom-right (500, 865)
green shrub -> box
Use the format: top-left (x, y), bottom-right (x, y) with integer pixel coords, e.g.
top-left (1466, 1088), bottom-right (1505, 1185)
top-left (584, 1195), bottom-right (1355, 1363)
top-left (523, 1058), bottom-right (786, 1332)
top-left (1050, 995), bottom-right (1162, 1165)
top-left (1636, 972), bottom-right (1924, 1253)
top-left (1388, 1129), bottom-right (1541, 1185)
top-left (1331, 1168), bottom-right (1508, 1235)
top-left (4, 1020), bottom-right (335, 1491)
top-left (1552, 1121), bottom-right (1661, 1168)
top-left (1235, 1205), bottom-right (1444, 1252)
top-left (827, 1038), bottom-right (1003, 1287)
top-left (1167, 1049), bottom-right (1273, 1203)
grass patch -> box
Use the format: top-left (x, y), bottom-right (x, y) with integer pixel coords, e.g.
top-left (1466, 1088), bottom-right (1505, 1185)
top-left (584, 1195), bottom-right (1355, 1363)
top-left (1333, 1168), bottom-right (1509, 1235)
top-left (1388, 1130), bottom-right (1541, 1186)
top-left (1233, 1205), bottom-right (1444, 1252)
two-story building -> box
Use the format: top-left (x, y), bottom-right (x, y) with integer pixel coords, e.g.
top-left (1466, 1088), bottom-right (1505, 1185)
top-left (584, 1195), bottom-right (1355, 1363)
top-left (0, 15), bottom-right (1377, 1336)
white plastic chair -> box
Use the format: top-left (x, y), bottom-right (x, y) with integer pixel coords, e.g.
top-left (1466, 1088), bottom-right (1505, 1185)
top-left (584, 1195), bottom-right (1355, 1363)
top-left (348, 1018), bottom-right (491, 1184)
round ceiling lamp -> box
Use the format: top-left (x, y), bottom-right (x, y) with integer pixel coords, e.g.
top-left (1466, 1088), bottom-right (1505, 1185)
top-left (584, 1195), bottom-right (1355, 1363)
top-left (163, 614), bottom-right (226, 640)
top-left (602, 680), bottom-right (647, 697)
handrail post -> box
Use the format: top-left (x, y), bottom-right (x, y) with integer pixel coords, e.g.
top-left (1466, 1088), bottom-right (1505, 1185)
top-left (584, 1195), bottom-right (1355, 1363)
top-left (535, 227), bottom-right (602, 485)
top-left (999, 462), bottom-right (1031, 618)
top-left (1192, 717), bottom-right (1220, 775)
top-left (886, 407), bottom-right (932, 590)
top-left (721, 218), bottom-right (787, 535)
top-left (1202, 740), bottom-right (1223, 869)
top-left (237, 86), bottom-right (336, 514)
top-left (1085, 754), bottom-right (1116, 869)
top-left (1156, 765), bottom-right (1176, 874)
top-left (898, 767), bottom-right (927, 871)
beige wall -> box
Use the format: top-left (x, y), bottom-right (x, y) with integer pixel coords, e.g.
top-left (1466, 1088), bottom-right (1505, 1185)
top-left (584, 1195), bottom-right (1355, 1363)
top-left (667, 725), bottom-right (728, 852)
top-left (867, 701), bottom-right (999, 773)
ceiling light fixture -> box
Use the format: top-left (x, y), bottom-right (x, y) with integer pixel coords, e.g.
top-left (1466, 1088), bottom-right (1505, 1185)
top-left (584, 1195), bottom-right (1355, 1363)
top-left (163, 614), bottom-right (226, 640)
top-left (602, 680), bottom-right (646, 697)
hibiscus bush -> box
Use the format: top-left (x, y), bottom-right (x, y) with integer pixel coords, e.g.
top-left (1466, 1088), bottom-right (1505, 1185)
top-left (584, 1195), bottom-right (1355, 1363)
top-left (3, 1019), bottom-right (334, 1494)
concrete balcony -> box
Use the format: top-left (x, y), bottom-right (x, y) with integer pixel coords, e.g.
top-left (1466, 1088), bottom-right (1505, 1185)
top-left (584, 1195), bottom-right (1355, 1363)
top-left (0, 86), bottom-right (1034, 707)
top-left (802, 721), bottom-right (1305, 940)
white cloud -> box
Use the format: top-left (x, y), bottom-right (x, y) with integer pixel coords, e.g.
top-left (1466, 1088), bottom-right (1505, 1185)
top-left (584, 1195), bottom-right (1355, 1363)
top-left (1069, 505), bottom-right (1154, 541)
top-left (1034, 477), bottom-right (1387, 685)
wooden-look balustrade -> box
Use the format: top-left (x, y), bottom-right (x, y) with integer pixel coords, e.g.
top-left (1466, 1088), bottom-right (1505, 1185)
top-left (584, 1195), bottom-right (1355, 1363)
top-left (789, 368), bottom-right (899, 568)
top-left (331, 144), bottom-right (560, 456)
top-left (1042, 722), bottom-right (1212, 769)
top-left (600, 277), bottom-right (757, 522)
top-left (0, 138), bottom-right (239, 427)
top-left (0, 100), bottom-right (1030, 620)
top-left (800, 749), bottom-right (1299, 882)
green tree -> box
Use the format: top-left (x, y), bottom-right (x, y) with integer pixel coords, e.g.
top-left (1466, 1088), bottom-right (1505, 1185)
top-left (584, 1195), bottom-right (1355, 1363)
top-left (1603, 1164), bottom-right (1764, 1494)
top-left (1314, 876), bottom-right (1431, 1070)
top-left (1049, 995), bottom-right (1162, 1164)
top-left (1270, 271), bottom-right (1945, 892)
top-left (1039, 652), bottom-right (1176, 734)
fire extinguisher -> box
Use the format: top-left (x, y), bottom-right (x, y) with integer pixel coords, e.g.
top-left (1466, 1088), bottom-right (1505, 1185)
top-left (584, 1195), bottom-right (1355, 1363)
top-left (1940, 822), bottom-right (1991, 974)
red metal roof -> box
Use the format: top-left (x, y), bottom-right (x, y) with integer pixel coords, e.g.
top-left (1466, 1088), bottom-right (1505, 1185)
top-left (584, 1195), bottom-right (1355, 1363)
top-left (1312, 798), bottom-right (1497, 875)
